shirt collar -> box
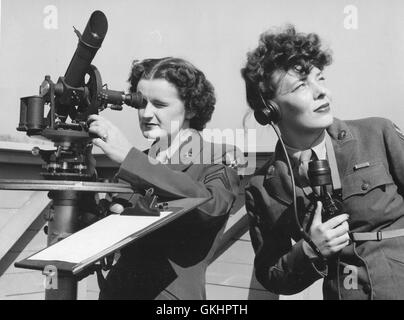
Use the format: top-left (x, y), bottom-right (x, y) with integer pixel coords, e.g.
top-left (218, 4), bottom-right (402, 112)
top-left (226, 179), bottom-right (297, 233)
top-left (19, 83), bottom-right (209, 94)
top-left (284, 131), bottom-right (327, 165)
top-left (149, 128), bottom-right (197, 164)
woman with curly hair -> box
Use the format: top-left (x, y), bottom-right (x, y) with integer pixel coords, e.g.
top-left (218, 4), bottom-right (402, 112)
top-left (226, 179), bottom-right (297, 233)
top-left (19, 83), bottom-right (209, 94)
top-left (242, 25), bottom-right (404, 299)
top-left (88, 57), bottom-right (241, 299)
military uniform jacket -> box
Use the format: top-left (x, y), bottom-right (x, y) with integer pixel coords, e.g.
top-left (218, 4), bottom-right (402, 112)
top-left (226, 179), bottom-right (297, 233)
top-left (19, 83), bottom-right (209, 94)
top-left (246, 117), bottom-right (404, 300)
top-left (99, 131), bottom-right (241, 300)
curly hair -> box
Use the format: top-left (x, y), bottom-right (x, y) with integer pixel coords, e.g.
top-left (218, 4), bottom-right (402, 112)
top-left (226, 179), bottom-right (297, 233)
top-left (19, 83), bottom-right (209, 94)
top-left (128, 57), bottom-right (215, 131)
top-left (241, 25), bottom-right (333, 111)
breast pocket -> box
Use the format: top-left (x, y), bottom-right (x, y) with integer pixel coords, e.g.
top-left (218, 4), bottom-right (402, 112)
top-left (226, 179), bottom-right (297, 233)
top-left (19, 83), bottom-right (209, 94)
top-left (342, 161), bottom-right (394, 200)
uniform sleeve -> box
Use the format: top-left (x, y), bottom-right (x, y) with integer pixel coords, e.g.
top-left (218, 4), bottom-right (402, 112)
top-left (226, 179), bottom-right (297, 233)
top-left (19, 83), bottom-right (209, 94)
top-left (246, 183), bottom-right (326, 295)
top-left (383, 119), bottom-right (404, 194)
top-left (116, 147), bottom-right (241, 266)
top-left (116, 147), bottom-right (239, 218)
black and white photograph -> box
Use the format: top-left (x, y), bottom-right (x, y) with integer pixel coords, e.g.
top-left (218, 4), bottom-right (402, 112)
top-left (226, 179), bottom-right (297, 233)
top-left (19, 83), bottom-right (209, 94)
top-left (0, 0), bottom-right (404, 304)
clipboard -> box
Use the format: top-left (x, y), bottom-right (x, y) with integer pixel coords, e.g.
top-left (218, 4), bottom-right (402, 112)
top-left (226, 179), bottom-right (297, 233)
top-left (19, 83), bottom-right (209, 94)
top-left (15, 197), bottom-right (210, 276)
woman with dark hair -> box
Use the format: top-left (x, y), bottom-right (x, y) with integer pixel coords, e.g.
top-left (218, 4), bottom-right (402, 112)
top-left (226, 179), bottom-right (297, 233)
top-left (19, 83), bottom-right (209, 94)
top-left (242, 25), bottom-right (404, 299)
top-left (88, 57), bottom-right (242, 299)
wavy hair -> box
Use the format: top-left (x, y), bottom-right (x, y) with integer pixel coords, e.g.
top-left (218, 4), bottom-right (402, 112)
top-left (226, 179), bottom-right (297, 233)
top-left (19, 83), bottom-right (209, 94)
top-left (241, 25), bottom-right (333, 111)
top-left (128, 57), bottom-right (215, 131)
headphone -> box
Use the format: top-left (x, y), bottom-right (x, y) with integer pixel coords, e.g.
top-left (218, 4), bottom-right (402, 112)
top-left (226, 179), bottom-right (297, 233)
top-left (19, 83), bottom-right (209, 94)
top-left (253, 91), bottom-right (281, 125)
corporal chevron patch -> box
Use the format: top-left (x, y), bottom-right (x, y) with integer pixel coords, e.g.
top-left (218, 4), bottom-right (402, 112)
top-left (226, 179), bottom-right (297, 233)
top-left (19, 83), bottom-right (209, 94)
top-left (203, 167), bottom-right (231, 190)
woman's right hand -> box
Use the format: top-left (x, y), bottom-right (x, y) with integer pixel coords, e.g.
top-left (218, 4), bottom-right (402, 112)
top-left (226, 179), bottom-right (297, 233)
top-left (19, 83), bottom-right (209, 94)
top-left (302, 201), bottom-right (350, 259)
top-left (87, 114), bottom-right (134, 164)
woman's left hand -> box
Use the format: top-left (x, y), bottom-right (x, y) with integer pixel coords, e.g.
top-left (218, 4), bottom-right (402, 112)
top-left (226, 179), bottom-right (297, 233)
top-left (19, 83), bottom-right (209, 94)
top-left (88, 114), bottom-right (133, 164)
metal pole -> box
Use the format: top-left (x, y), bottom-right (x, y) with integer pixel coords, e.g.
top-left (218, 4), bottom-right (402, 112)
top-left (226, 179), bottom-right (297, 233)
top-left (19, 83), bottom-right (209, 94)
top-left (45, 190), bottom-right (81, 300)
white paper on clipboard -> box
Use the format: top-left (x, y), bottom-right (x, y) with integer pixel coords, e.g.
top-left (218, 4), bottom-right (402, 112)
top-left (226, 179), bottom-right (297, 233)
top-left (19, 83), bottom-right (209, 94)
top-left (29, 211), bottom-right (173, 264)
top-left (17, 197), bottom-right (210, 275)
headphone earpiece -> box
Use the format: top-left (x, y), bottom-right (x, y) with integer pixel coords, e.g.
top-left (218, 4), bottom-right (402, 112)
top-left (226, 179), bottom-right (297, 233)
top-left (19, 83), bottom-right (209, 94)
top-left (253, 93), bottom-right (281, 125)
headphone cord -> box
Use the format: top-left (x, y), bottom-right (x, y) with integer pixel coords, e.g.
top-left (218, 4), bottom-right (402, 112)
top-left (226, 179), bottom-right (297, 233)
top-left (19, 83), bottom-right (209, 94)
top-left (270, 122), bottom-right (326, 262)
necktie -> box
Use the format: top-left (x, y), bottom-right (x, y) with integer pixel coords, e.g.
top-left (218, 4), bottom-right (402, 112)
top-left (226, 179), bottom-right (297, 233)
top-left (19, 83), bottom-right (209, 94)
top-left (298, 149), bottom-right (314, 186)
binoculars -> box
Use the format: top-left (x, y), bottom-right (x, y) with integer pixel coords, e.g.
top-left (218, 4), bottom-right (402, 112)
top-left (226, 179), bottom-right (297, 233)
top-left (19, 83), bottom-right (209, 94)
top-left (308, 159), bottom-right (345, 221)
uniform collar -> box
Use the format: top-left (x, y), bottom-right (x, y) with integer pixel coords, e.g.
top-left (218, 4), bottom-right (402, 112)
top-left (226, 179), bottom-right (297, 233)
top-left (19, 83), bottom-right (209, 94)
top-left (273, 118), bottom-right (355, 167)
top-left (325, 117), bottom-right (357, 178)
top-left (265, 117), bottom-right (356, 205)
top-left (326, 117), bottom-right (354, 143)
top-left (149, 128), bottom-right (199, 164)
top-left (169, 129), bottom-right (205, 171)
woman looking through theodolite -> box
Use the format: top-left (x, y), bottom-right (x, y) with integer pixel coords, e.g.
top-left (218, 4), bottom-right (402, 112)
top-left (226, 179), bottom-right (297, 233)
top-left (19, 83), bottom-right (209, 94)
top-left (87, 57), bottom-right (243, 299)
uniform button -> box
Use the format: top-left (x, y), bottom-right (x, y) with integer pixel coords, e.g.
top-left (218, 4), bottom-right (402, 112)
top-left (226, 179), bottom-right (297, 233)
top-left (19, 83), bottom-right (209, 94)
top-left (361, 183), bottom-right (370, 191)
top-left (338, 130), bottom-right (347, 140)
